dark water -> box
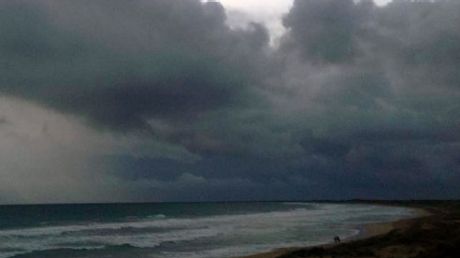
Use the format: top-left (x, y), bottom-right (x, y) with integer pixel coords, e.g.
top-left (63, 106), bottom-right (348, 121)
top-left (0, 202), bottom-right (415, 258)
top-left (0, 202), bottom-right (293, 230)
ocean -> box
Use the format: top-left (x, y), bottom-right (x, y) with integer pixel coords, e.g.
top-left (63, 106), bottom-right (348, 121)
top-left (0, 202), bottom-right (415, 258)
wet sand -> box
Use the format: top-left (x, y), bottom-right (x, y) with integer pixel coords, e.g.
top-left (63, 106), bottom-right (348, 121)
top-left (241, 201), bottom-right (460, 258)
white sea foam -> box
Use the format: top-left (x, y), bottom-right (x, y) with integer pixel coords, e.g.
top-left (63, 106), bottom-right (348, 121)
top-left (0, 204), bottom-right (415, 258)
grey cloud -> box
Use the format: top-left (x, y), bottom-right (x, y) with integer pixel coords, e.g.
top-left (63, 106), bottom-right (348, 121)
top-left (266, 0), bottom-right (460, 200)
top-left (0, 0), bottom-right (268, 132)
top-left (277, 0), bottom-right (460, 137)
top-left (2, 0), bottom-right (460, 202)
top-left (282, 0), bottom-right (375, 63)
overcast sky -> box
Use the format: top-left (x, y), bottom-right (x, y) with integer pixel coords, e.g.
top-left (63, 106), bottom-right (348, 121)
top-left (1, 0), bottom-right (460, 204)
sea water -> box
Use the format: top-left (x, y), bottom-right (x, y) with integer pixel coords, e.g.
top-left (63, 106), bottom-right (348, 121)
top-left (0, 202), bottom-right (415, 258)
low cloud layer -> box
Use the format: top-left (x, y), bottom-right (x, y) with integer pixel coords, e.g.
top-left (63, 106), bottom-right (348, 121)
top-left (1, 0), bottom-right (460, 203)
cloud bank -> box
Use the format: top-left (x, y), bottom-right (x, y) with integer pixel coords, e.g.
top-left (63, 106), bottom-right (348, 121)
top-left (1, 0), bottom-right (460, 203)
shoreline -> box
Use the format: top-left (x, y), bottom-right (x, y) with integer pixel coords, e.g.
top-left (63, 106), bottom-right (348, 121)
top-left (353, 206), bottom-right (430, 240)
top-left (239, 204), bottom-right (432, 258)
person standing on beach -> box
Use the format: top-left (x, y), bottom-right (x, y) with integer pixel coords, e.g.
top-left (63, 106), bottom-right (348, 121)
top-left (334, 236), bottom-right (341, 243)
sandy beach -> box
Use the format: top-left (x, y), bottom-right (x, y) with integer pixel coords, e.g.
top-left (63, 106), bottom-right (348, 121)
top-left (241, 201), bottom-right (460, 258)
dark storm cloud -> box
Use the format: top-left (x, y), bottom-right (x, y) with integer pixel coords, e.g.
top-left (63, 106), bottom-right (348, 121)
top-left (0, 0), bottom-right (268, 131)
top-left (282, 0), bottom-right (375, 63)
top-left (250, 0), bottom-right (460, 199)
top-left (297, 127), bottom-right (460, 199)
top-left (2, 0), bottom-right (460, 202)
top-left (278, 2), bottom-right (460, 136)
